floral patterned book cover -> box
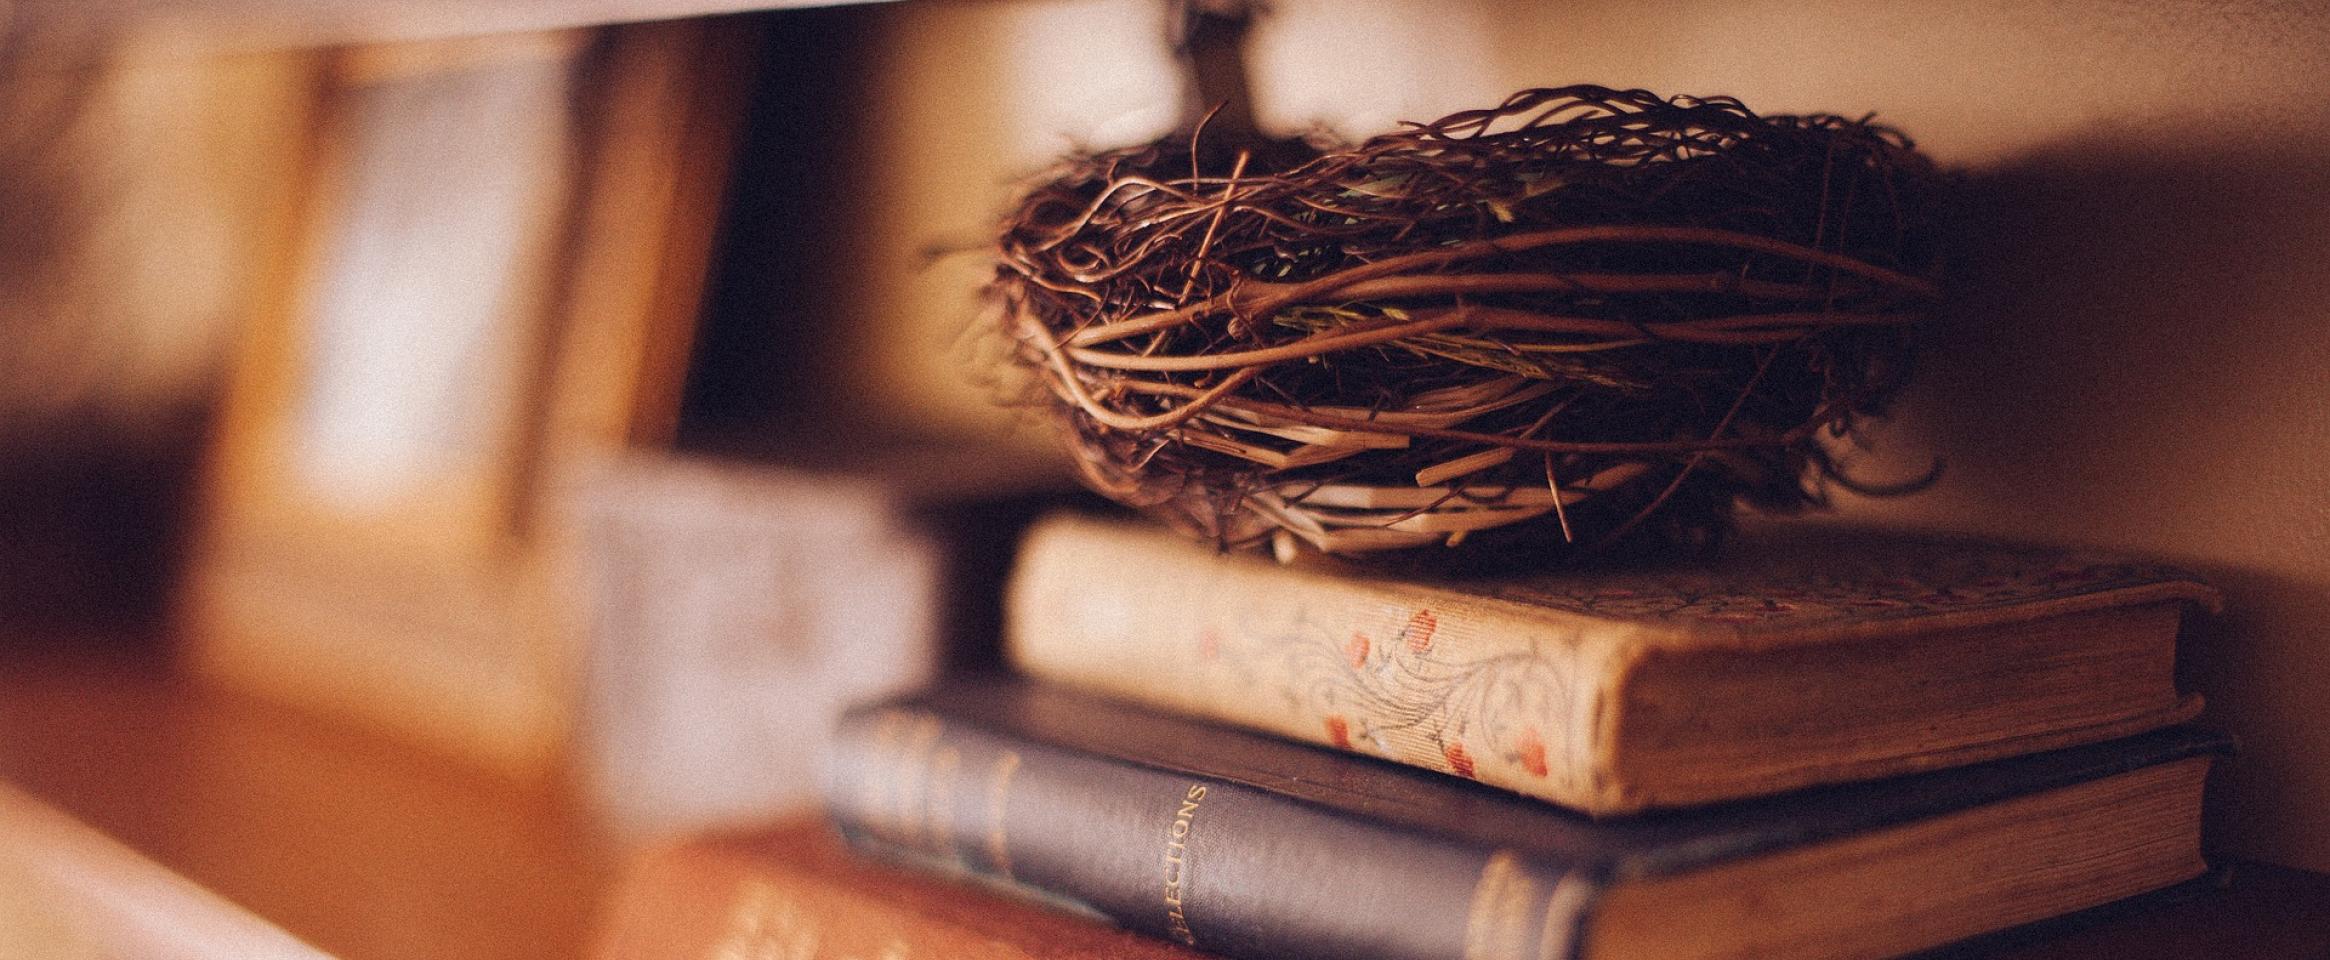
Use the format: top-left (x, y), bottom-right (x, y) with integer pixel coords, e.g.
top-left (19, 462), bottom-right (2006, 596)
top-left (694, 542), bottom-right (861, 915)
top-left (1008, 514), bottom-right (2217, 813)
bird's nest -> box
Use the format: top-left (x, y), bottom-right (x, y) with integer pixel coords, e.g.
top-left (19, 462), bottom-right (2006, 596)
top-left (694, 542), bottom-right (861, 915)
top-left (994, 86), bottom-right (1946, 564)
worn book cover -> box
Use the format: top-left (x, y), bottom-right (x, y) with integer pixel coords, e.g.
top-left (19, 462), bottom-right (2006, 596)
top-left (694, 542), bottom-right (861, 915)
top-left (828, 678), bottom-right (2224, 960)
top-left (592, 814), bottom-right (1208, 960)
top-left (1009, 514), bottom-right (2216, 812)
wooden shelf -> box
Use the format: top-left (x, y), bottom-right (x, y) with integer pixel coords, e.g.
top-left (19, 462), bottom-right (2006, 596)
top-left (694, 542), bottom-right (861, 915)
top-left (14, 0), bottom-right (891, 50)
top-left (2, 637), bottom-right (2325, 960)
top-left (0, 639), bottom-right (615, 960)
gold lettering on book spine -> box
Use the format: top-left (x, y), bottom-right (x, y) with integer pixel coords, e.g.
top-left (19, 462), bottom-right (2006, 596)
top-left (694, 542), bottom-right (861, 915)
top-left (712, 878), bottom-right (918, 960)
top-left (923, 745), bottom-right (961, 861)
top-left (712, 879), bottom-right (820, 960)
top-left (897, 715), bottom-right (945, 855)
top-left (1161, 783), bottom-right (1209, 946)
top-left (985, 750), bottom-right (1021, 878)
top-left (864, 711), bottom-right (946, 855)
top-left (860, 711), bottom-right (911, 848)
top-left (1462, 850), bottom-right (1540, 960)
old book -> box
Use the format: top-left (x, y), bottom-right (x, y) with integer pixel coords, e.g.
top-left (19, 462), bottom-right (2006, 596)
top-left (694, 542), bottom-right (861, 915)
top-left (827, 679), bottom-right (2224, 960)
top-left (1008, 514), bottom-right (2215, 813)
top-left (591, 814), bottom-right (1207, 960)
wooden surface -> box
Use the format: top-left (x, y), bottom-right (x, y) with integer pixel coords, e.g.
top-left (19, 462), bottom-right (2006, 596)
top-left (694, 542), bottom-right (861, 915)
top-left (0, 782), bottom-right (330, 959)
top-left (0, 641), bottom-right (613, 960)
top-left (0, 638), bottom-right (2326, 960)
top-left (13, 0), bottom-right (895, 51)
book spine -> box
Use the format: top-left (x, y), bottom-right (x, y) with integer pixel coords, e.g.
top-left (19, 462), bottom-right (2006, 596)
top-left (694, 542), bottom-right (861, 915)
top-left (826, 704), bottom-right (1596, 960)
top-left (1005, 518), bottom-right (1614, 810)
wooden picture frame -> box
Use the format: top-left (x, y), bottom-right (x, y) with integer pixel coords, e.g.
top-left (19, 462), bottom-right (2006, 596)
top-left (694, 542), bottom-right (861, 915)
top-left (181, 18), bottom-right (756, 777)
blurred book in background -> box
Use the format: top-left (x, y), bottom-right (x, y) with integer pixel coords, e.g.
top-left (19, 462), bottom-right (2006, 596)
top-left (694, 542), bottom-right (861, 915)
top-left (567, 444), bottom-right (1074, 838)
top-left (594, 815), bottom-right (1207, 960)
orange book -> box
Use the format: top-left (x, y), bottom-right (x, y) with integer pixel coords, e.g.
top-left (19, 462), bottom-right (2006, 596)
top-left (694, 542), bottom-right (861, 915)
top-left (593, 816), bottom-right (1207, 960)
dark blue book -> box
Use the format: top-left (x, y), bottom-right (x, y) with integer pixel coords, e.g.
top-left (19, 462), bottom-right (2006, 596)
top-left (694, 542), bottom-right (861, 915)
top-left (828, 677), bottom-right (2224, 960)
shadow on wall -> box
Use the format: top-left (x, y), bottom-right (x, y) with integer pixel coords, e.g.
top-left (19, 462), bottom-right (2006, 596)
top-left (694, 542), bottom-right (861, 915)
top-left (2178, 568), bottom-right (2330, 864)
top-left (1845, 129), bottom-right (2330, 868)
top-left (0, 424), bottom-right (207, 644)
top-left (0, 26), bottom-right (239, 643)
top-left (1896, 136), bottom-right (2329, 520)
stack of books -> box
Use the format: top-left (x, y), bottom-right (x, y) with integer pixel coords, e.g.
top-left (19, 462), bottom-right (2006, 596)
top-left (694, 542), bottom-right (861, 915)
top-left (598, 513), bottom-right (2228, 960)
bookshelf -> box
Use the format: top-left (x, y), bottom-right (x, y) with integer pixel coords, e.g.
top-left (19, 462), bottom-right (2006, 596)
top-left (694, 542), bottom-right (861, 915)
top-left (8, 0), bottom-right (2330, 956)
top-left (0, 641), bottom-right (610, 960)
top-left (4, 639), bottom-right (2329, 959)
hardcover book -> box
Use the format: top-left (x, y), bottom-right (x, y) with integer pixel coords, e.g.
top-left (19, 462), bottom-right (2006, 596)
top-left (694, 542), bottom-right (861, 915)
top-left (592, 814), bottom-right (1207, 960)
top-left (1008, 514), bottom-right (2216, 813)
top-left (827, 679), bottom-right (2225, 960)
